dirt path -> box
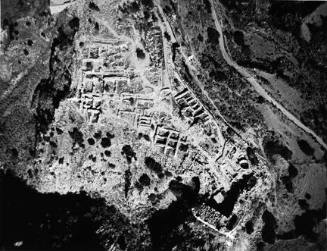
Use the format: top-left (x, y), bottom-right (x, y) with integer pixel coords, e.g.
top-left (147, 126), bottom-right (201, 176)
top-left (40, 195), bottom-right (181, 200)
top-left (209, 0), bottom-right (327, 151)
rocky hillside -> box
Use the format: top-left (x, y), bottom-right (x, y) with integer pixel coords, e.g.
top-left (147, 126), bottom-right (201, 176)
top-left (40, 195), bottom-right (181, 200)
top-left (0, 0), bottom-right (326, 250)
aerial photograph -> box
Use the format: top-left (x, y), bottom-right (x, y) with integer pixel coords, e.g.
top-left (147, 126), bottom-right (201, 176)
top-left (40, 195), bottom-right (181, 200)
top-left (0, 0), bottom-right (326, 250)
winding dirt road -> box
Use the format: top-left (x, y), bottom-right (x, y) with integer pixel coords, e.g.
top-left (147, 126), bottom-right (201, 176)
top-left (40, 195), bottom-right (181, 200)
top-left (209, 0), bottom-right (327, 151)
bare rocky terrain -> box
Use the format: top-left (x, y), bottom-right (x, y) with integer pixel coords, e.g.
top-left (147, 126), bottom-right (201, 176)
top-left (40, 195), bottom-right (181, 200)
top-left (0, 0), bottom-right (326, 250)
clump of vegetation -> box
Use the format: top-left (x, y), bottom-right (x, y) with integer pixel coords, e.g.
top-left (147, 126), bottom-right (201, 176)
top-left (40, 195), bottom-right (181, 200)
top-left (263, 134), bottom-right (292, 163)
top-left (297, 139), bottom-right (314, 156)
top-left (144, 157), bottom-right (164, 178)
top-left (88, 2), bottom-right (100, 11)
top-left (280, 163), bottom-right (298, 193)
top-left (69, 127), bottom-right (84, 148)
top-left (136, 48), bottom-right (146, 59)
top-left (261, 210), bottom-right (277, 244)
top-left (100, 133), bottom-right (114, 148)
top-left (121, 145), bottom-right (136, 164)
top-left (207, 27), bottom-right (219, 45)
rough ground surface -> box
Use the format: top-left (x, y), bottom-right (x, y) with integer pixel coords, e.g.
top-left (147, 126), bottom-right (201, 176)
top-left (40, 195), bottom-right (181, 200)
top-left (0, 0), bottom-right (326, 250)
